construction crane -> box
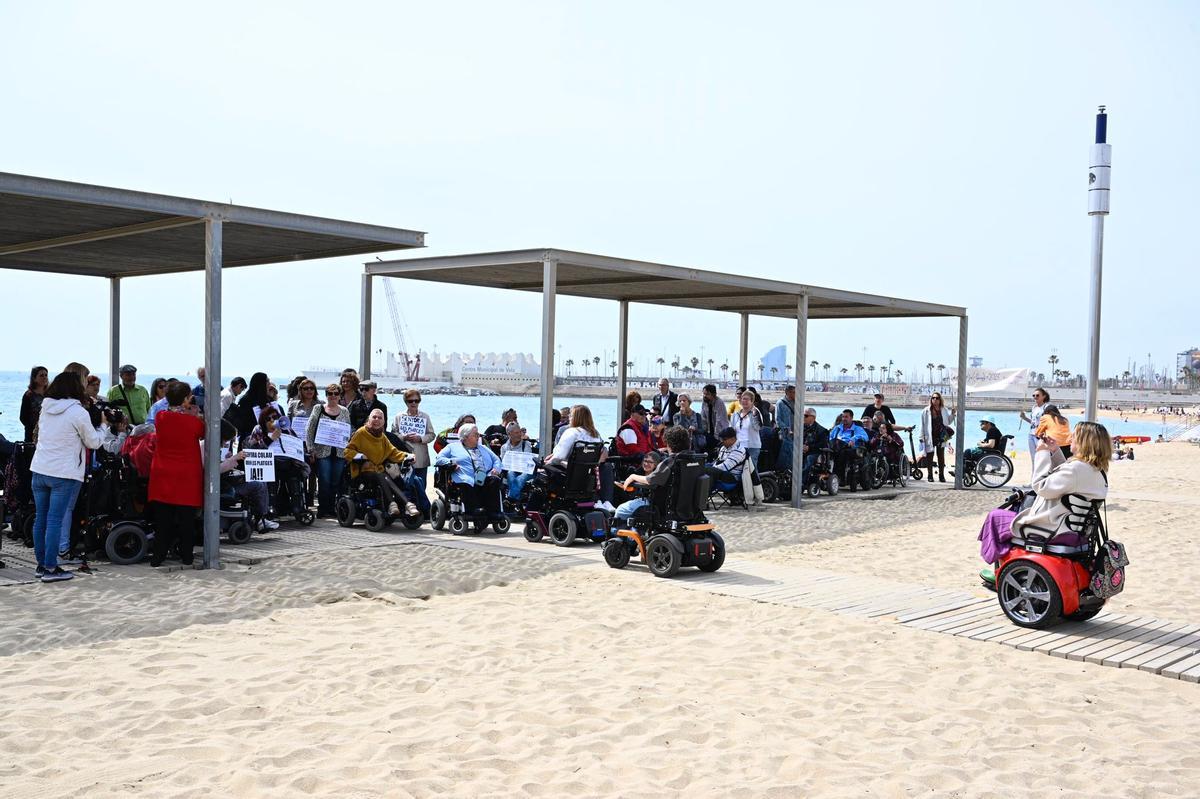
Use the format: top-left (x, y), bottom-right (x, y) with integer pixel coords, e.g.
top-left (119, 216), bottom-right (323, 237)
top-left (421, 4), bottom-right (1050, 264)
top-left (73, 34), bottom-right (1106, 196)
top-left (383, 277), bottom-right (421, 381)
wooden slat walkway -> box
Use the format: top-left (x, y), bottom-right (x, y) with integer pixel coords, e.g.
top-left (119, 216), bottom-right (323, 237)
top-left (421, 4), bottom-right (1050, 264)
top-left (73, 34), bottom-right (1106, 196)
top-left (4, 518), bottom-right (1198, 683)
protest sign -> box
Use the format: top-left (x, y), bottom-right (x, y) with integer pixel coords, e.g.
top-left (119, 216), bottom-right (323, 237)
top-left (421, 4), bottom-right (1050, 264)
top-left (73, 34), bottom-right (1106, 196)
top-left (314, 417), bottom-right (352, 449)
top-left (502, 450), bottom-right (536, 475)
top-left (289, 414), bottom-right (310, 441)
top-left (244, 449), bottom-right (276, 482)
top-left (395, 414), bottom-right (427, 438)
top-left (272, 433), bottom-right (306, 461)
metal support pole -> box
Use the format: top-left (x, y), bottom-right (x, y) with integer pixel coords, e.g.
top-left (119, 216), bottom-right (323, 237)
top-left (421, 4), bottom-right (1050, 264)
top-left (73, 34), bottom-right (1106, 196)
top-left (359, 273), bottom-right (373, 378)
top-left (738, 312), bottom-right (749, 386)
top-left (617, 300), bottom-right (629, 426)
top-left (108, 276), bottom-right (121, 387)
top-left (954, 315), bottom-right (968, 490)
top-left (202, 217), bottom-right (223, 570)
top-left (791, 294), bottom-right (808, 508)
top-left (1085, 106), bottom-right (1111, 422)
top-left (539, 259), bottom-right (558, 449)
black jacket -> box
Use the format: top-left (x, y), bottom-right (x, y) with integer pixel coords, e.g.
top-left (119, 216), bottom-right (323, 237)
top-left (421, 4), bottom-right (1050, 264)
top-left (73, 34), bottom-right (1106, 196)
top-left (348, 397), bottom-right (389, 431)
top-left (651, 391), bottom-right (679, 420)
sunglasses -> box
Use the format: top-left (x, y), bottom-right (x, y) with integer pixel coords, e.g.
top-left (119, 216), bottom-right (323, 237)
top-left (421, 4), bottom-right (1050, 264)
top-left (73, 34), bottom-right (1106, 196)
top-left (406, 399), bottom-right (420, 405)
top-left (327, 390), bottom-right (342, 396)
top-left (301, 386), bottom-right (315, 391)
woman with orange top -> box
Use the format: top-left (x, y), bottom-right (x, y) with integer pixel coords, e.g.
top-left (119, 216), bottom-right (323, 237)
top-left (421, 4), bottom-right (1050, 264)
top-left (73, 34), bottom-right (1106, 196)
top-left (1035, 404), bottom-right (1073, 459)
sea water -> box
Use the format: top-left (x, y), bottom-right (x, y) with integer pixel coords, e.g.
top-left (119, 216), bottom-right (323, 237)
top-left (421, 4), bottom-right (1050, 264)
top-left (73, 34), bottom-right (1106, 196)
top-left (0, 370), bottom-right (1167, 447)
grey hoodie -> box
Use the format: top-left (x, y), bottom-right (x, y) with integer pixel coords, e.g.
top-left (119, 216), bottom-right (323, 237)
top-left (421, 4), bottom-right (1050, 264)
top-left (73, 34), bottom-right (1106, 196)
top-left (30, 398), bottom-right (106, 482)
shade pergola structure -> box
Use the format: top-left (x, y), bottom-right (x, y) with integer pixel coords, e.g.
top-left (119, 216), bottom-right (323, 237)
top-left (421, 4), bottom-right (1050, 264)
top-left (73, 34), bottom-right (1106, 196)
top-left (0, 172), bottom-right (425, 569)
top-left (364, 248), bottom-right (968, 507)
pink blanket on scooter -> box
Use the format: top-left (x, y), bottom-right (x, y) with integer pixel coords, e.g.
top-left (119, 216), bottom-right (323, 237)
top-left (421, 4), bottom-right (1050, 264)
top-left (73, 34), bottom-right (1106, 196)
top-left (978, 508), bottom-right (1016, 563)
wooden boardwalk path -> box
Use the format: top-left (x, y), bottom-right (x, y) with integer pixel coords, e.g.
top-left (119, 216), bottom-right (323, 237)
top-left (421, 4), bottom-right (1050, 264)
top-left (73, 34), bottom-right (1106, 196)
top-left (3, 519), bottom-right (1198, 682)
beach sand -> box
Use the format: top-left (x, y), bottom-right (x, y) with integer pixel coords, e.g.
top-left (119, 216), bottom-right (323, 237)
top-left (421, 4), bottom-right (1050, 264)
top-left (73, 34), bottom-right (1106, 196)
top-left (1, 442), bottom-right (1197, 797)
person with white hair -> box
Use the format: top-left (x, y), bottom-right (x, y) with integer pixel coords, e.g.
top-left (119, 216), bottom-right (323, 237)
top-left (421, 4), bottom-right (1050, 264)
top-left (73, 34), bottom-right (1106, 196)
top-left (434, 422), bottom-right (505, 521)
top-left (499, 421), bottom-right (534, 502)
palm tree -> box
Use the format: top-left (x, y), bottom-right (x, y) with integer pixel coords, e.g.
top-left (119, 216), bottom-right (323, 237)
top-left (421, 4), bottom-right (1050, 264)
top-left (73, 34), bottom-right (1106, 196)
top-left (868, 365), bottom-right (876, 383)
top-left (770, 366), bottom-right (779, 381)
top-left (656, 356), bottom-right (665, 376)
top-left (757, 362), bottom-right (765, 381)
top-left (1048, 353), bottom-right (1059, 381)
top-left (809, 360), bottom-right (819, 378)
top-left (1121, 370), bottom-right (1131, 386)
top-left (690, 357), bottom-right (700, 375)
top-left (706, 358), bottom-right (714, 377)
top-left (720, 362), bottom-right (729, 381)
top-left (564, 358), bottom-right (574, 376)
top-left (854, 363), bottom-right (864, 382)
top-left (670, 359), bottom-right (680, 377)
top-left (609, 360), bottom-right (617, 376)
top-left (785, 364), bottom-right (793, 379)
top-left (936, 364), bottom-right (946, 384)
top-left (895, 369), bottom-right (903, 382)
top-left (926, 362), bottom-right (935, 384)
top-left (840, 367), bottom-right (849, 381)
top-left (822, 363), bottom-right (830, 381)
top-left (731, 369), bottom-right (739, 382)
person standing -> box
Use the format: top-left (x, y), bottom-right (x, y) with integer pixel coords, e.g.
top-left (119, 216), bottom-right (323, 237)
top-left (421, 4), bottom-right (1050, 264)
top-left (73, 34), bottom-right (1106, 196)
top-left (20, 365), bottom-right (48, 442)
top-left (192, 367), bottom-right (208, 413)
top-left (147, 382), bottom-right (205, 566)
top-left (227, 372), bottom-right (271, 440)
top-left (30, 372), bottom-right (108, 581)
top-left (306, 383), bottom-right (351, 518)
top-left (861, 393), bottom-right (896, 426)
top-left (698, 384), bottom-right (729, 456)
top-left (1035, 404), bottom-right (1073, 459)
top-left (919, 392), bottom-right (953, 483)
top-left (220, 376), bottom-right (247, 415)
top-left (775, 385), bottom-right (797, 470)
top-left (391, 388), bottom-right (435, 514)
top-left (652, 378), bottom-right (679, 420)
top-left (348, 381), bottom-right (388, 430)
top-left (106, 364), bottom-right (151, 426)
top-left (147, 378), bottom-right (173, 423)
top-left (732, 390), bottom-right (764, 471)
top-left (1019, 387), bottom-right (1050, 466)
top-left (671, 393), bottom-right (701, 446)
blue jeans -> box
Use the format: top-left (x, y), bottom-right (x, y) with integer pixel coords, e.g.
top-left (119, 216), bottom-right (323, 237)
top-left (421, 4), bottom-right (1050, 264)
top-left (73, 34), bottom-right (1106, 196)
top-left (316, 455), bottom-right (346, 514)
top-left (32, 472), bottom-right (83, 570)
top-left (506, 471), bottom-right (531, 502)
top-left (776, 437), bottom-right (794, 471)
top-left (615, 496), bottom-right (649, 520)
top-left (746, 447), bottom-right (761, 472)
top-left (408, 470), bottom-right (430, 513)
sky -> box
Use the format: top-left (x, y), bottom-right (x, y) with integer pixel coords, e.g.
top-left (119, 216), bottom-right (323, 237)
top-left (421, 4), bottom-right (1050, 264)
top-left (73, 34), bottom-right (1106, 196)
top-left (2, 1), bottom-right (1197, 383)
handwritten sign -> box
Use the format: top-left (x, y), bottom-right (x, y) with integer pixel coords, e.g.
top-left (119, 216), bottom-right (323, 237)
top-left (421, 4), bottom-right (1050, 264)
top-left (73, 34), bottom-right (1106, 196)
top-left (394, 413), bottom-right (427, 437)
top-left (314, 417), bottom-right (352, 449)
top-left (244, 449), bottom-right (276, 483)
top-left (272, 433), bottom-right (306, 461)
top-left (502, 450), bottom-right (536, 475)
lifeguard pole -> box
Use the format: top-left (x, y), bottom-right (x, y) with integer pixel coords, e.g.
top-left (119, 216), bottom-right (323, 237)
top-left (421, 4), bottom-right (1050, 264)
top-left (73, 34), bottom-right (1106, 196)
top-left (1085, 106), bottom-right (1111, 422)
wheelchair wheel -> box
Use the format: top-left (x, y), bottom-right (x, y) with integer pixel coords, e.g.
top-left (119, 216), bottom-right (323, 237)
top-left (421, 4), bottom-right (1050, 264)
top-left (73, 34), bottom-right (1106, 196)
top-left (364, 509), bottom-right (387, 532)
top-left (759, 474), bottom-right (778, 503)
top-left (975, 454), bottom-right (1014, 489)
top-left (548, 511), bottom-right (577, 547)
top-left (911, 465), bottom-right (923, 481)
top-left (335, 497), bottom-right (357, 528)
top-left (998, 561), bottom-right (1063, 629)
top-left (296, 509), bottom-right (316, 526)
top-left (492, 517), bottom-right (511, 534)
top-left (805, 481), bottom-right (820, 498)
top-left (226, 520), bottom-right (253, 545)
top-left (400, 512), bottom-right (424, 530)
top-left (449, 516), bottom-right (469, 535)
top-left (523, 521), bottom-right (543, 542)
top-left (603, 538), bottom-right (630, 569)
top-left (825, 474), bottom-right (839, 496)
top-left (869, 459), bottom-right (887, 490)
top-left (698, 538), bottom-right (725, 573)
top-left (105, 522), bottom-right (148, 565)
top-left (963, 471), bottom-right (978, 488)
top-left (430, 497), bottom-right (447, 531)
top-left (646, 537), bottom-right (681, 578)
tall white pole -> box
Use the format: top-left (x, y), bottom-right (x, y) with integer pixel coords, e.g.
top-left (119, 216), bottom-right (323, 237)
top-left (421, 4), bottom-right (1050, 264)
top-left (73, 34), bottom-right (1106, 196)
top-left (1085, 106), bottom-right (1111, 422)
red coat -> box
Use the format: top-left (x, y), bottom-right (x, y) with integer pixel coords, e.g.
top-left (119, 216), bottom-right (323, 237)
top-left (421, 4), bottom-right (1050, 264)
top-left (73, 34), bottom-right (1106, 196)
top-left (148, 410), bottom-right (205, 507)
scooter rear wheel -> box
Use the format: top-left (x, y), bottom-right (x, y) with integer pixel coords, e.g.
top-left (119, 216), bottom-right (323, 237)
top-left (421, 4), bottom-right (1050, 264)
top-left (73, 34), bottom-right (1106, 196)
top-left (998, 561), bottom-right (1063, 629)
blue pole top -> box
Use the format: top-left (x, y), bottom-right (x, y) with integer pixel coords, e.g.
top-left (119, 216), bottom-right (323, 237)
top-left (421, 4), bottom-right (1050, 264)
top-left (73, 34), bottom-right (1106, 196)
top-left (1095, 105), bottom-right (1108, 144)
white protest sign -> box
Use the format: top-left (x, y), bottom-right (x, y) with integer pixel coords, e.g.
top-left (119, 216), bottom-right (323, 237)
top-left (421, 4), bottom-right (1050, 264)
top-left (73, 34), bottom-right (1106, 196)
top-left (395, 413), bottom-right (427, 438)
top-left (314, 417), bottom-right (352, 449)
top-left (244, 449), bottom-right (276, 482)
top-left (289, 414), bottom-right (310, 441)
top-left (272, 433), bottom-right (306, 461)
top-left (502, 450), bottom-right (536, 475)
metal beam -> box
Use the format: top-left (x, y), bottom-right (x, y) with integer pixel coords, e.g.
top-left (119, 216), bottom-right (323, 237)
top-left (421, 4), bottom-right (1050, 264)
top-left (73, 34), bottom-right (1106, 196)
top-left (202, 217), bottom-right (223, 571)
top-left (509, 275), bottom-right (673, 291)
top-left (0, 216), bottom-right (202, 257)
top-left (109, 277), bottom-right (121, 388)
top-left (792, 294), bottom-right (808, 508)
top-left (954, 316), bottom-right (968, 490)
top-left (367, 249), bottom-right (547, 275)
top-left (738, 313), bottom-right (749, 385)
top-left (617, 300), bottom-right (629, 427)
top-left (0, 171), bottom-right (425, 248)
top-left (360, 273), bottom-right (373, 378)
top-left (539, 259), bottom-right (558, 450)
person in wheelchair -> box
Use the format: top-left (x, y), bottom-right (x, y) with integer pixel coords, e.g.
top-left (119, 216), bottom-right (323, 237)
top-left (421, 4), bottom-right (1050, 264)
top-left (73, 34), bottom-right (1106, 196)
top-left (434, 422), bottom-right (505, 522)
top-left (800, 407), bottom-right (828, 476)
top-left (611, 450), bottom-right (664, 524)
top-left (965, 416), bottom-right (1005, 463)
top-left (345, 409), bottom-right (419, 519)
top-left (245, 405), bottom-right (311, 519)
top-left (499, 421), bottom-right (534, 504)
top-left (877, 421), bottom-right (905, 470)
top-left (218, 420), bottom-right (275, 532)
top-left (618, 426), bottom-right (690, 513)
top-left (542, 405), bottom-right (615, 512)
top-left (829, 409), bottom-right (869, 491)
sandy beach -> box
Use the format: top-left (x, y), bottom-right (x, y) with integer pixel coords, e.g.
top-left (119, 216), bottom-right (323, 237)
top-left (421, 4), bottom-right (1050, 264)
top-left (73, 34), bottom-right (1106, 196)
top-left (2, 441), bottom-right (1198, 797)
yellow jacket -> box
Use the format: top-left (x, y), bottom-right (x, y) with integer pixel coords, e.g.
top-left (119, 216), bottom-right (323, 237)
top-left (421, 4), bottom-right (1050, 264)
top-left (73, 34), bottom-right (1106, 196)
top-left (344, 427), bottom-right (409, 478)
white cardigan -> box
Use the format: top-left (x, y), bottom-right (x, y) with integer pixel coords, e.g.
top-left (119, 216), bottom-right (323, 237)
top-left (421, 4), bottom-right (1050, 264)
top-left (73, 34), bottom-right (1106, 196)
top-left (30, 398), bottom-right (106, 482)
top-left (1012, 447), bottom-right (1108, 539)
top-left (919, 406), bottom-right (953, 449)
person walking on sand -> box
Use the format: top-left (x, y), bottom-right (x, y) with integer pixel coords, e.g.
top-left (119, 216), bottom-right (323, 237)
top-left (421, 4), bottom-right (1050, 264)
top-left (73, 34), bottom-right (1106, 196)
top-left (919, 392), bottom-right (952, 483)
top-left (1019, 387), bottom-right (1050, 471)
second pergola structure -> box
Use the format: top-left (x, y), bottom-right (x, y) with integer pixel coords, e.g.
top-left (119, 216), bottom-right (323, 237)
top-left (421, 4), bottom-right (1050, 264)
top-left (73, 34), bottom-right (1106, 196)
top-left (362, 248), bottom-right (969, 506)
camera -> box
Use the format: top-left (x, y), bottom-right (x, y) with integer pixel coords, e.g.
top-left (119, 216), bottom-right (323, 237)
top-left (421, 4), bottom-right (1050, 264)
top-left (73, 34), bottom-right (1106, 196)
top-left (95, 399), bottom-right (125, 426)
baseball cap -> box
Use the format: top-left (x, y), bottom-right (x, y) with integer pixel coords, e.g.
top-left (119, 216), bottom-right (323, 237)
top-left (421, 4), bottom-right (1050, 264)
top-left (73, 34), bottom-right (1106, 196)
top-left (119, 364), bottom-right (137, 374)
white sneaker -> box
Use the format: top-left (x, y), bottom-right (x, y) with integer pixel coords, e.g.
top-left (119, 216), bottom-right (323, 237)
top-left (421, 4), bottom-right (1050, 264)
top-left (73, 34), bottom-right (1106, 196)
top-left (258, 518), bottom-right (279, 532)
top-left (596, 501), bottom-right (616, 514)
top-left (387, 502), bottom-right (401, 517)
top-left (404, 502), bottom-right (419, 517)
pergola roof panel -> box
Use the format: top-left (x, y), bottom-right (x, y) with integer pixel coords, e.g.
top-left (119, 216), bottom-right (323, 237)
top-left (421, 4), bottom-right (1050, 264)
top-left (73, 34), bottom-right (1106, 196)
top-left (367, 248), bottom-right (965, 319)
